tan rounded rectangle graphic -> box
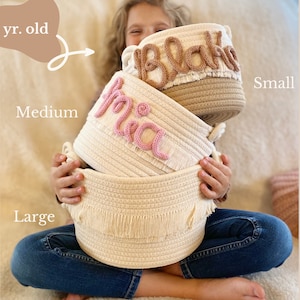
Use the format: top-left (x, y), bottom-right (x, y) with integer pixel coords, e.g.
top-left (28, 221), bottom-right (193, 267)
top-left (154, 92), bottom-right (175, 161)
top-left (0, 0), bottom-right (60, 62)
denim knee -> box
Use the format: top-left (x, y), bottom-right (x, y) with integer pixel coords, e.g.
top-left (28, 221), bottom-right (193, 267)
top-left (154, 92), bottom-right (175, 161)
top-left (180, 209), bottom-right (293, 278)
top-left (11, 233), bottom-right (37, 286)
top-left (259, 214), bottom-right (293, 269)
top-left (10, 227), bottom-right (143, 298)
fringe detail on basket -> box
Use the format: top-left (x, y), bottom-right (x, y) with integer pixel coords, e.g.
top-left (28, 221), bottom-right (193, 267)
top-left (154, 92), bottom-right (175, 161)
top-left (64, 197), bottom-right (216, 241)
top-left (162, 70), bottom-right (241, 90)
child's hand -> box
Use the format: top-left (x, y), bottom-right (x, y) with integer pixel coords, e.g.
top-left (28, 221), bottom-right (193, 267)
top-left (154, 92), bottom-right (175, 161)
top-left (198, 154), bottom-right (231, 201)
top-left (50, 153), bottom-right (85, 204)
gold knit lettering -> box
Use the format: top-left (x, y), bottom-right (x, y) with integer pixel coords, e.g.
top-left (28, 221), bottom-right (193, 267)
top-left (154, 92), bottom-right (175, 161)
top-left (135, 44), bottom-right (168, 89)
top-left (206, 31), bottom-right (239, 71)
top-left (133, 30), bottom-right (240, 89)
top-left (164, 36), bottom-right (189, 81)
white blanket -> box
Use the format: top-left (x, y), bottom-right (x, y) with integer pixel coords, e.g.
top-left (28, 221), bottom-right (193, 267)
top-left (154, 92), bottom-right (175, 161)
top-left (0, 0), bottom-right (298, 299)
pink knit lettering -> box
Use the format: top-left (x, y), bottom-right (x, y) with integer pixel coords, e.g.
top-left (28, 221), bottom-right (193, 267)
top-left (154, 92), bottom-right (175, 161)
top-left (151, 128), bottom-right (169, 160)
top-left (134, 123), bottom-right (169, 160)
top-left (94, 77), bottom-right (169, 160)
top-left (94, 77), bottom-right (124, 118)
top-left (135, 102), bottom-right (151, 118)
top-left (112, 95), bottom-right (133, 136)
top-left (124, 120), bottom-right (138, 142)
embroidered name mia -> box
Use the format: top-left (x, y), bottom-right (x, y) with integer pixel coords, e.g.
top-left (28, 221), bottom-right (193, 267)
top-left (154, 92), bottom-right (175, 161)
top-left (94, 77), bottom-right (169, 160)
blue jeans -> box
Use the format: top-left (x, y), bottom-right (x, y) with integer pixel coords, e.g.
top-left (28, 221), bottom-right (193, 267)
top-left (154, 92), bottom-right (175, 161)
top-left (11, 208), bottom-right (293, 298)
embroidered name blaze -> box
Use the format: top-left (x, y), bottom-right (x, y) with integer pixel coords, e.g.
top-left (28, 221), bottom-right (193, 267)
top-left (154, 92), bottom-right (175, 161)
top-left (134, 30), bottom-right (240, 89)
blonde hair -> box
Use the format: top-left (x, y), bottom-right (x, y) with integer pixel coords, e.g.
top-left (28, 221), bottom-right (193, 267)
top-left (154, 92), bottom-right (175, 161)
top-left (98, 0), bottom-right (191, 87)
